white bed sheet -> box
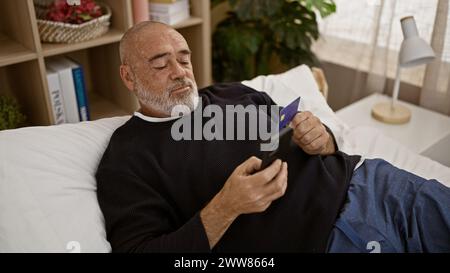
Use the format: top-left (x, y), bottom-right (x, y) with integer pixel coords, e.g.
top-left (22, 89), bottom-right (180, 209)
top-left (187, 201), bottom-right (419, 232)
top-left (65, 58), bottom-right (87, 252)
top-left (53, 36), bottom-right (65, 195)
top-left (243, 65), bottom-right (450, 187)
top-left (339, 126), bottom-right (450, 187)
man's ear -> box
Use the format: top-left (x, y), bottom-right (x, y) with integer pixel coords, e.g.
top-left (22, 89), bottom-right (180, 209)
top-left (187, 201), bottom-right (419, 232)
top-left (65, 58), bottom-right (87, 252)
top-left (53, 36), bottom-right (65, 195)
top-left (119, 64), bottom-right (135, 92)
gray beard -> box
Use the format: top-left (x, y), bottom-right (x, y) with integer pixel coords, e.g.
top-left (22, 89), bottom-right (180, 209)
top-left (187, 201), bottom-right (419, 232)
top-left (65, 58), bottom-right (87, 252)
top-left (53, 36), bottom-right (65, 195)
top-left (135, 78), bottom-right (199, 117)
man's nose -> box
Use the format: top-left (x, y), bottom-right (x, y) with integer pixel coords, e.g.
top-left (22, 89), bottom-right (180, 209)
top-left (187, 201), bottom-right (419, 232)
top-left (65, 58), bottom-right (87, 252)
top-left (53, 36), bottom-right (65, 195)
top-left (170, 61), bottom-right (186, 80)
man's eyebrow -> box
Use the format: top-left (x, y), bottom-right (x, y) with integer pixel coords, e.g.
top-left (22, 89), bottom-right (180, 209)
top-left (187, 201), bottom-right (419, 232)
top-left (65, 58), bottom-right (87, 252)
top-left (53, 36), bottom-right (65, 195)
top-left (148, 52), bottom-right (170, 63)
top-left (178, 49), bottom-right (191, 55)
top-left (148, 49), bottom-right (191, 63)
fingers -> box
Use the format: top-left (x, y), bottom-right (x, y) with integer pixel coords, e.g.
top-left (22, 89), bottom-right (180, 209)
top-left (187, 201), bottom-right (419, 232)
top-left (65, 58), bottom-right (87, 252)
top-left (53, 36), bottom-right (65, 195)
top-left (239, 156), bottom-right (262, 175)
top-left (294, 126), bottom-right (325, 146)
top-left (290, 111), bottom-right (311, 129)
top-left (290, 111), bottom-right (330, 155)
top-left (291, 112), bottom-right (321, 138)
top-left (251, 159), bottom-right (282, 184)
top-left (247, 162), bottom-right (288, 213)
top-left (303, 133), bottom-right (329, 153)
top-left (264, 162), bottom-right (288, 201)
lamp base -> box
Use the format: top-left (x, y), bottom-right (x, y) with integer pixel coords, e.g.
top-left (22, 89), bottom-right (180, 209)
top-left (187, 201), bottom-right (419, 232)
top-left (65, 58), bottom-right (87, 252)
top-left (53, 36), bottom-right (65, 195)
top-left (371, 102), bottom-right (411, 124)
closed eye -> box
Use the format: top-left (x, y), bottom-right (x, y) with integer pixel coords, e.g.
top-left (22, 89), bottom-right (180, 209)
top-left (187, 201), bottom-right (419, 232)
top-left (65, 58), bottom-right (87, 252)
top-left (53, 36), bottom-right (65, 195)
top-left (154, 66), bottom-right (167, 70)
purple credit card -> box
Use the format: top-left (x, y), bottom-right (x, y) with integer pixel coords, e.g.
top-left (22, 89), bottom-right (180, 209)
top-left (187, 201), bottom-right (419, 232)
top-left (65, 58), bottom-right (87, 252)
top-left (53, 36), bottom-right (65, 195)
top-left (279, 97), bottom-right (301, 129)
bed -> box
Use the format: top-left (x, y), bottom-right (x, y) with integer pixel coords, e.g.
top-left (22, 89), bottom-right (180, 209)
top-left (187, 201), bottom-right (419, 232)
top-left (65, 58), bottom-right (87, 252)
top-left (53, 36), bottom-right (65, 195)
top-left (0, 65), bottom-right (449, 253)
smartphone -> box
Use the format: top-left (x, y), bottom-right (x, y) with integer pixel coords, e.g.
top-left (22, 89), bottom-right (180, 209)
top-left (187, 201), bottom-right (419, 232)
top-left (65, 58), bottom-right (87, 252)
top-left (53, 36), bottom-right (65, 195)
top-left (260, 126), bottom-right (294, 170)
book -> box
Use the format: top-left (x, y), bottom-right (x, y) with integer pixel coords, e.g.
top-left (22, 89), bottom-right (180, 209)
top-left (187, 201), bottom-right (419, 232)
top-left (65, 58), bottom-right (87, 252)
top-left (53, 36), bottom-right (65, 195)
top-left (46, 58), bottom-right (80, 124)
top-left (66, 59), bottom-right (90, 121)
top-left (45, 68), bottom-right (66, 125)
top-left (133, 0), bottom-right (150, 24)
top-left (150, 8), bottom-right (190, 25)
top-left (149, 0), bottom-right (189, 14)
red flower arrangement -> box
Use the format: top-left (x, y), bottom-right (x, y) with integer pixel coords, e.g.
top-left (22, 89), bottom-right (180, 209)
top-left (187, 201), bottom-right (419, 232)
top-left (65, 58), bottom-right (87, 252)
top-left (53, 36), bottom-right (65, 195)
top-left (46, 0), bottom-right (103, 24)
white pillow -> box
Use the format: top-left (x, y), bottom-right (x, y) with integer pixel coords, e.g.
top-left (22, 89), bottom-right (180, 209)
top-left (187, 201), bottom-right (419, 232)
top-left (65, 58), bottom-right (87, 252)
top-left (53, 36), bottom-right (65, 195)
top-left (242, 64), bottom-right (349, 150)
top-left (0, 116), bottom-right (128, 252)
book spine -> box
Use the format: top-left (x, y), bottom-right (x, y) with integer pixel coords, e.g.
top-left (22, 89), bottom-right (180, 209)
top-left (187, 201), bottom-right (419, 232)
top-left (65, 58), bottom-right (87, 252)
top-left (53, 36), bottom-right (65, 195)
top-left (71, 66), bottom-right (90, 121)
top-left (149, 0), bottom-right (188, 14)
top-left (57, 67), bottom-right (80, 123)
top-left (46, 71), bottom-right (66, 125)
top-left (150, 8), bottom-right (189, 25)
top-left (132, 0), bottom-right (149, 24)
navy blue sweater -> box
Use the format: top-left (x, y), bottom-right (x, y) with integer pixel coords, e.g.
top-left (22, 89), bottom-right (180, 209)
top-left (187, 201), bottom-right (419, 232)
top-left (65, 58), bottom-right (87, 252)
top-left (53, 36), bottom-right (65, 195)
top-left (96, 83), bottom-right (361, 253)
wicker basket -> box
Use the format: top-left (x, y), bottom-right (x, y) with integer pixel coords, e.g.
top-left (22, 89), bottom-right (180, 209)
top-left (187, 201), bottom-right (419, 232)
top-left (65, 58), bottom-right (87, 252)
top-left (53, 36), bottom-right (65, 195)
top-left (36, 2), bottom-right (111, 43)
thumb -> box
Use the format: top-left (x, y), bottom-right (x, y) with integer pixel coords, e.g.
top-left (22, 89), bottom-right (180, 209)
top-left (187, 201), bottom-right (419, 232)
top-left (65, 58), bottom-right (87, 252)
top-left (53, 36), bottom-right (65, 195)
top-left (239, 156), bottom-right (262, 175)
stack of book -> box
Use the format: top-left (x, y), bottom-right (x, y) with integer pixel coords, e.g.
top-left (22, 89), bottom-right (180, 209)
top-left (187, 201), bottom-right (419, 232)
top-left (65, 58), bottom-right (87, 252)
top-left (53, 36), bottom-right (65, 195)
top-left (46, 57), bottom-right (90, 125)
top-left (149, 0), bottom-right (190, 26)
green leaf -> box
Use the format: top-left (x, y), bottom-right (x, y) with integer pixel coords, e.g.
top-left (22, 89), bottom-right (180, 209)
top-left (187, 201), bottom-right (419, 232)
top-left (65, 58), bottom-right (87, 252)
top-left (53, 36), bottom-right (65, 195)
top-left (212, 0), bottom-right (336, 81)
top-left (230, 0), bottom-right (283, 21)
top-left (79, 13), bottom-right (93, 21)
top-left (0, 95), bottom-right (26, 130)
top-left (289, 0), bottom-right (336, 18)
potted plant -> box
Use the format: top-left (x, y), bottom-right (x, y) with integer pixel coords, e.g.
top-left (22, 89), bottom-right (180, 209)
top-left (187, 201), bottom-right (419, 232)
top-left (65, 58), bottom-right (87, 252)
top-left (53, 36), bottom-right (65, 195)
top-left (35, 0), bottom-right (112, 43)
top-left (0, 95), bottom-right (26, 131)
top-left (212, 0), bottom-right (336, 82)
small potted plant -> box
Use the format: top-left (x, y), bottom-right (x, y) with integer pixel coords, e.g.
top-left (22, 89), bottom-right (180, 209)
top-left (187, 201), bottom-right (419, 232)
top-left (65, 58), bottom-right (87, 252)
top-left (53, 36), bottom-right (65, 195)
top-left (211, 0), bottom-right (336, 82)
top-left (0, 95), bottom-right (26, 131)
top-left (35, 0), bottom-right (112, 43)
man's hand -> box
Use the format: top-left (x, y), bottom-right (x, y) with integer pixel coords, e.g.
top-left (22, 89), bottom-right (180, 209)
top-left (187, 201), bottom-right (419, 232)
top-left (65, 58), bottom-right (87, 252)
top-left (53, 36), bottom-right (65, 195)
top-left (200, 157), bottom-right (288, 249)
top-left (290, 111), bottom-right (336, 155)
top-left (219, 157), bottom-right (288, 216)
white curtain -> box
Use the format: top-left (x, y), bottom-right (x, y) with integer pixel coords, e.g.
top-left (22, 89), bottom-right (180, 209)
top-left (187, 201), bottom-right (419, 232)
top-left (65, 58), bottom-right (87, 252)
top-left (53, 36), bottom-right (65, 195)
top-left (314, 0), bottom-right (450, 115)
top-left (421, 0), bottom-right (450, 115)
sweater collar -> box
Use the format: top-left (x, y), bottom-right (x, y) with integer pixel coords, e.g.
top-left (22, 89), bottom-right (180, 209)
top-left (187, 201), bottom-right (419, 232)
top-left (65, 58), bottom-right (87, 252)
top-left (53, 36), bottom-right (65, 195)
top-left (134, 96), bottom-right (201, 123)
top-left (133, 112), bottom-right (180, 123)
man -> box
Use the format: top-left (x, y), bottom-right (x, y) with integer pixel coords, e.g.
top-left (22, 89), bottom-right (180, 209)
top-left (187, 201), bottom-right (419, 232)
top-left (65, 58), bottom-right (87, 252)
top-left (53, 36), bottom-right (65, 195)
top-left (96, 22), bottom-right (450, 253)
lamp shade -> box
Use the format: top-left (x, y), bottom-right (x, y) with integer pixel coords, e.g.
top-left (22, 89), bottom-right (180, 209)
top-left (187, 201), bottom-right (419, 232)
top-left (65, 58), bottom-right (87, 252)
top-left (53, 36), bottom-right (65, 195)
top-left (399, 16), bottom-right (435, 67)
top-left (371, 16), bottom-right (435, 125)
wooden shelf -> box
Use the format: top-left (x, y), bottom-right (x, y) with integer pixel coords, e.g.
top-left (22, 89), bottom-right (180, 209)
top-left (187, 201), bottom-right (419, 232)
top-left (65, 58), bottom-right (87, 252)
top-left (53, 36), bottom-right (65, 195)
top-left (89, 93), bottom-right (130, 120)
top-left (173, 17), bottom-right (203, 29)
top-left (0, 34), bottom-right (37, 67)
top-left (0, 0), bottom-right (211, 126)
top-left (42, 29), bottom-right (124, 57)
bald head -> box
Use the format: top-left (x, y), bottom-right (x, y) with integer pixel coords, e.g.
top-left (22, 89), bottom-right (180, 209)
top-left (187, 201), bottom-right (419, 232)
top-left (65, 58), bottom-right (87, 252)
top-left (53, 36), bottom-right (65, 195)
top-left (119, 21), bottom-right (182, 65)
top-left (118, 21), bottom-right (198, 118)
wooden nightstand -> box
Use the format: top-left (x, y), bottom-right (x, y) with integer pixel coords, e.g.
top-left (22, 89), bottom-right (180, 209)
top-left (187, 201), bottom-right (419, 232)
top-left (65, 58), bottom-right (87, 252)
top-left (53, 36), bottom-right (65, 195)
top-left (336, 93), bottom-right (450, 166)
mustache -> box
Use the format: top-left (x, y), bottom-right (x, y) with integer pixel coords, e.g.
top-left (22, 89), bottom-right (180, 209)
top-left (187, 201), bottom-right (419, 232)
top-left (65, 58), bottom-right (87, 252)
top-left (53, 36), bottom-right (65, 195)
top-left (168, 79), bottom-right (194, 93)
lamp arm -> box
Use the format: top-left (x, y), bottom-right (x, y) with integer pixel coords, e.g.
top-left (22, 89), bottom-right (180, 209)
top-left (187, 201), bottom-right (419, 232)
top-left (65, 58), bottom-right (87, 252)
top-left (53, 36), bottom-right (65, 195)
top-left (392, 62), bottom-right (401, 109)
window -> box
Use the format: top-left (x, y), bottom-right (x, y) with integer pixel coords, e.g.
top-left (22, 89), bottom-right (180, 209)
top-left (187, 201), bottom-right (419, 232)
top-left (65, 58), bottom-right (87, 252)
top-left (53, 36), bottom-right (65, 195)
top-left (318, 0), bottom-right (438, 52)
top-left (314, 0), bottom-right (450, 87)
